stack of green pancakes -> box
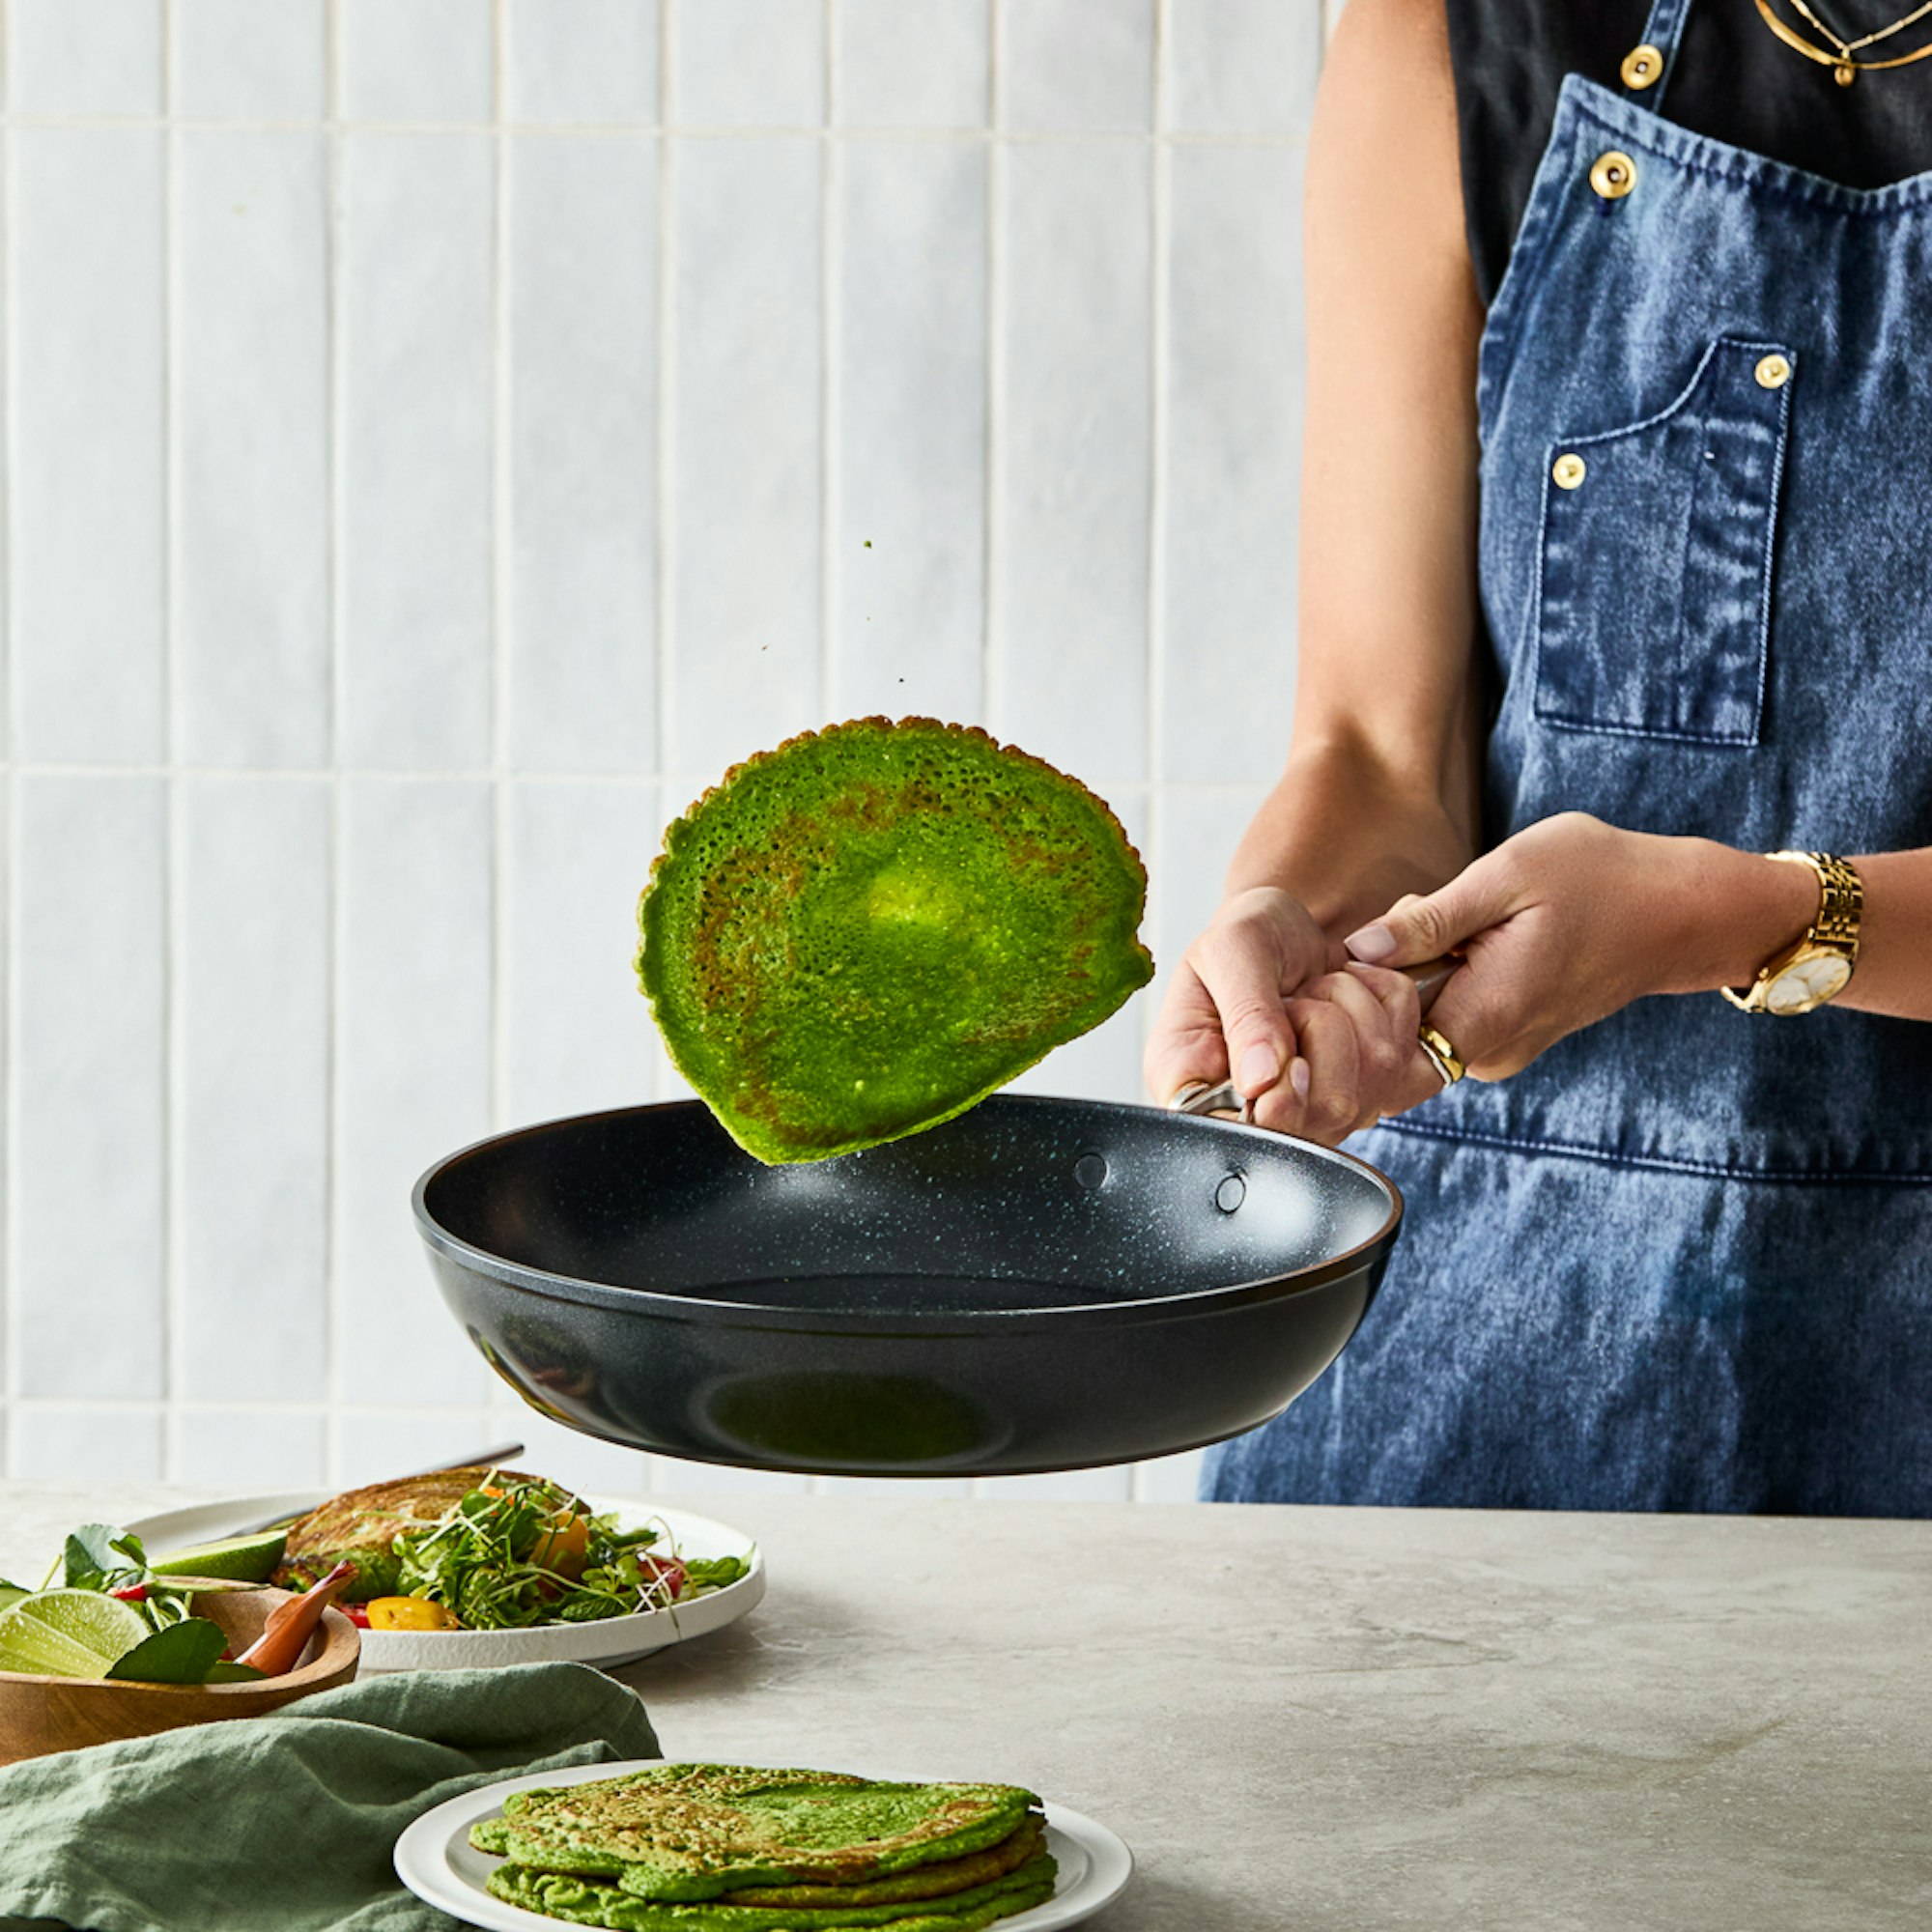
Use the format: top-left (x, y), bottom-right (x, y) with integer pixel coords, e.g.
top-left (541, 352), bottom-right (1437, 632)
top-left (470, 1764), bottom-right (1058, 1931)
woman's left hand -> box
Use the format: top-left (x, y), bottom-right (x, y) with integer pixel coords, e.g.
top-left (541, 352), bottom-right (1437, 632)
top-left (1341, 811), bottom-right (1816, 1082)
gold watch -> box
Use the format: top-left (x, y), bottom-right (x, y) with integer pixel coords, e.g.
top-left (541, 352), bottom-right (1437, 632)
top-left (1721, 851), bottom-right (1862, 1015)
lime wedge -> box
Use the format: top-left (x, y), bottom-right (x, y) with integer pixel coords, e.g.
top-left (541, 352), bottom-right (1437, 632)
top-left (149, 1528), bottom-right (288, 1584)
top-left (0, 1589), bottom-right (150, 1679)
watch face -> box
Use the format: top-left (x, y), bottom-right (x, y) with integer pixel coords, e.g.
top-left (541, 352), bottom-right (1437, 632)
top-left (1766, 952), bottom-right (1852, 1015)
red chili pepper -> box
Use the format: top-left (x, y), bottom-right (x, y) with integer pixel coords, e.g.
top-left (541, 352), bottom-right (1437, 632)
top-left (109, 1585), bottom-right (148, 1602)
top-left (238, 1560), bottom-right (357, 1676)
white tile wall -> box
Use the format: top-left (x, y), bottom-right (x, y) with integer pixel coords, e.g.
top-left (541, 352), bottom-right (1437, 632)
top-left (173, 0), bottom-right (327, 122)
top-left (10, 0), bottom-right (161, 117)
top-left (501, 780), bottom-right (660, 1124)
top-left (838, 0), bottom-right (987, 129)
top-left (340, 0), bottom-right (496, 125)
top-left (170, 1406), bottom-right (327, 1490)
top-left (506, 0), bottom-right (660, 126)
top-left (339, 132), bottom-right (496, 769)
top-left (174, 130), bottom-right (330, 767)
top-left (332, 779), bottom-right (497, 1411)
top-left (835, 139), bottom-right (986, 723)
top-left (508, 134), bottom-right (658, 772)
top-left (1168, 0), bottom-right (1321, 134)
top-left (1162, 144), bottom-right (1304, 784)
top-left (11, 779), bottom-right (166, 1402)
top-left (1000, 0), bottom-right (1154, 132)
top-left (10, 129), bottom-right (165, 764)
top-left (172, 780), bottom-right (331, 1403)
top-left (0, 2), bottom-right (1331, 1508)
top-left (669, 137), bottom-right (823, 774)
top-left (675, 1), bottom-right (824, 128)
top-left (995, 139), bottom-right (1151, 784)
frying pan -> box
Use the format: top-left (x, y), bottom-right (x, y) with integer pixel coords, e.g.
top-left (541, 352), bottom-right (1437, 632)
top-left (413, 1091), bottom-right (1410, 1479)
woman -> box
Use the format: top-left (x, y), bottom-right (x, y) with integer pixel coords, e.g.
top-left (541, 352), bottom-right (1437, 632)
top-left (1145, 0), bottom-right (1932, 1515)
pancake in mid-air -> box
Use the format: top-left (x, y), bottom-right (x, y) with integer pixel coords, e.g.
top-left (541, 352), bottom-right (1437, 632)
top-left (635, 718), bottom-right (1153, 1164)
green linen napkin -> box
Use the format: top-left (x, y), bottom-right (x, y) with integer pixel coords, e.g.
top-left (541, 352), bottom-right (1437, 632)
top-left (0, 1661), bottom-right (661, 1932)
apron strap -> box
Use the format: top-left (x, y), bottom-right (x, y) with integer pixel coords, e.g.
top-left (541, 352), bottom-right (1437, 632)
top-left (1630, 0), bottom-right (1696, 109)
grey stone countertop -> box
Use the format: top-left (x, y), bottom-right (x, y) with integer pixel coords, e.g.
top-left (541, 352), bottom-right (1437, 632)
top-left (2, 1484), bottom-right (1929, 1930)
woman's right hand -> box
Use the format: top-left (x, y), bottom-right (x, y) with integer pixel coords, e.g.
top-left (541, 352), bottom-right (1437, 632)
top-left (1145, 891), bottom-right (1442, 1143)
top-left (1144, 888), bottom-right (1335, 1130)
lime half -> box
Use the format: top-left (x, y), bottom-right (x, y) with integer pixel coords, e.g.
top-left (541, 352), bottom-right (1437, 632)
top-left (0, 1589), bottom-right (150, 1679)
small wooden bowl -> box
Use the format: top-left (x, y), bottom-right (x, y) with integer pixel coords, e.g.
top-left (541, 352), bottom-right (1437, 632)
top-left (0, 1588), bottom-right (359, 1766)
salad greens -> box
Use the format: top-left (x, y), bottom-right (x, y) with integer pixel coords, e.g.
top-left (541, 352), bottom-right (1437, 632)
top-left (376, 1477), bottom-right (750, 1632)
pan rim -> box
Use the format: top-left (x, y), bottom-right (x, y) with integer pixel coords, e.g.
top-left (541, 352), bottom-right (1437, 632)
top-left (412, 1096), bottom-right (1405, 1336)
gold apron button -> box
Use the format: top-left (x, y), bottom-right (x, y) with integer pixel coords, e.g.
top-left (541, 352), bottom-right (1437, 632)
top-left (1754, 353), bottom-right (1793, 389)
top-left (1590, 151), bottom-right (1638, 199)
top-left (1620, 44), bottom-right (1664, 89)
top-left (1552, 452), bottom-right (1587, 490)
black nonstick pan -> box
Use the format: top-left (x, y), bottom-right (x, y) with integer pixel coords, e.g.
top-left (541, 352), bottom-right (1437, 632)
top-left (413, 1094), bottom-right (1405, 1478)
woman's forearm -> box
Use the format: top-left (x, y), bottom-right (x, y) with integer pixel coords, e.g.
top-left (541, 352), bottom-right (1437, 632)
top-left (1614, 836), bottom-right (1932, 1022)
top-left (1223, 735), bottom-right (1478, 955)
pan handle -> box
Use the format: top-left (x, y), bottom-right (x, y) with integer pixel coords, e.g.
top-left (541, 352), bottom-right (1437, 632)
top-left (1169, 955), bottom-right (1458, 1122)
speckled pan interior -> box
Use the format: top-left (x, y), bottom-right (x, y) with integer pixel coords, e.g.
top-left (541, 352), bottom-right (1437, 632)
top-left (413, 1097), bottom-right (1403, 1476)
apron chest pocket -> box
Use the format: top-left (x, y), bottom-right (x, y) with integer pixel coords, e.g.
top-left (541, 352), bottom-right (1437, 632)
top-left (1534, 336), bottom-right (1792, 745)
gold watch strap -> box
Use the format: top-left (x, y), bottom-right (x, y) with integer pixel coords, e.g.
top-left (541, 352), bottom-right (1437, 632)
top-left (1774, 850), bottom-right (1863, 952)
top-left (1720, 850), bottom-right (1862, 1012)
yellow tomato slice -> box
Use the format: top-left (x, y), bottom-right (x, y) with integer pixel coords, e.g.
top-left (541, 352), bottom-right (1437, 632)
top-left (365, 1596), bottom-right (461, 1632)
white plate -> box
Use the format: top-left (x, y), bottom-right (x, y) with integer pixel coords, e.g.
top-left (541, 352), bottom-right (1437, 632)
top-left (124, 1492), bottom-right (763, 1673)
top-left (393, 1759), bottom-right (1133, 1932)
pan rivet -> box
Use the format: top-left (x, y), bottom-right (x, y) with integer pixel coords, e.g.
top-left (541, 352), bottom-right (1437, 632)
top-left (1074, 1152), bottom-right (1109, 1192)
top-left (1215, 1173), bottom-right (1246, 1214)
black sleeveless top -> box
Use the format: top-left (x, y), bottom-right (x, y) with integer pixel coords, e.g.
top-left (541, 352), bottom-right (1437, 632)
top-left (1447, 0), bottom-right (1932, 301)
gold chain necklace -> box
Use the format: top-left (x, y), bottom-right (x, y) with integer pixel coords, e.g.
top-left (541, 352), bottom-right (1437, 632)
top-left (1755, 0), bottom-right (1932, 82)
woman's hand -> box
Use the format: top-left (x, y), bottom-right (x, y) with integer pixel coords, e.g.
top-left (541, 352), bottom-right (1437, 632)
top-left (1343, 812), bottom-right (1819, 1079)
top-left (1276, 963), bottom-right (1442, 1141)
top-left (1143, 888), bottom-right (1334, 1124)
top-left (1144, 891), bottom-right (1445, 1141)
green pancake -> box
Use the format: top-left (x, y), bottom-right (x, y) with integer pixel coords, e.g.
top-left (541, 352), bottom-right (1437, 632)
top-left (473, 1765), bottom-right (1038, 1901)
top-left (485, 1860), bottom-right (1057, 1932)
top-left (636, 718), bottom-right (1153, 1164)
top-left (718, 1816), bottom-right (1046, 1909)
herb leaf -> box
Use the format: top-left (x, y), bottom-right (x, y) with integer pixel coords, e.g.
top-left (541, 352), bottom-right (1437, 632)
top-left (103, 1617), bottom-right (231, 1685)
top-left (64, 1523), bottom-right (142, 1593)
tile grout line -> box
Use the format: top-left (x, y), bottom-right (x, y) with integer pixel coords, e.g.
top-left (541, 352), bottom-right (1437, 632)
top-left (964, 0), bottom-right (999, 1510)
top-left (980, 0), bottom-right (1003, 738)
top-left (0, 114), bottom-right (1310, 149)
top-left (819, 0), bottom-right (838, 729)
top-left (808, 0), bottom-right (840, 1506)
top-left (1136, 0), bottom-right (1177, 1507)
top-left (490, 0), bottom-right (512, 1136)
top-left (323, 0), bottom-right (346, 1489)
top-left (650, 0), bottom-right (678, 1161)
top-left (159, 0), bottom-right (180, 1481)
top-left (0, 761), bottom-right (1232, 793)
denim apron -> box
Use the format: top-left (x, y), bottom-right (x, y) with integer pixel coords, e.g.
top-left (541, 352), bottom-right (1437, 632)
top-left (1207, 0), bottom-right (1932, 1515)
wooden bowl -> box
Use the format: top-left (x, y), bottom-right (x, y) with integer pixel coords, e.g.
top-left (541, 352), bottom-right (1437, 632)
top-left (0, 1589), bottom-right (359, 1766)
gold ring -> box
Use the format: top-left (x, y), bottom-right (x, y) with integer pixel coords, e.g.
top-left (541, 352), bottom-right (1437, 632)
top-left (1416, 1021), bottom-right (1465, 1088)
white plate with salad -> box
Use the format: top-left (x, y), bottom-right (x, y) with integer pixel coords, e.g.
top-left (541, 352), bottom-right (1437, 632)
top-left (124, 1488), bottom-right (763, 1674)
